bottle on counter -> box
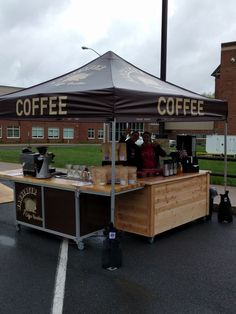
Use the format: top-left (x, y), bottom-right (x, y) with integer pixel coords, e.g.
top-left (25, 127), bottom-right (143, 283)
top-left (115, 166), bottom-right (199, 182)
top-left (169, 161), bottom-right (173, 176)
top-left (177, 162), bottom-right (183, 175)
top-left (173, 161), bottom-right (177, 175)
top-left (163, 160), bottom-right (170, 177)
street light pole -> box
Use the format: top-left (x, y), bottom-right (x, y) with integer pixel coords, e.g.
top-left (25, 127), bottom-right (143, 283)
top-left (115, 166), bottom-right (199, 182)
top-left (81, 46), bottom-right (101, 56)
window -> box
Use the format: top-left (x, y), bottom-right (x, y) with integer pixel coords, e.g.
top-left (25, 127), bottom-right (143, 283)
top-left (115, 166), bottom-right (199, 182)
top-left (63, 128), bottom-right (74, 139)
top-left (48, 128), bottom-right (59, 139)
top-left (109, 122), bottom-right (144, 141)
top-left (32, 127), bottom-right (44, 139)
top-left (7, 126), bottom-right (20, 138)
top-left (98, 128), bottom-right (104, 140)
top-left (88, 128), bottom-right (95, 139)
top-left (0, 126), bottom-right (2, 138)
top-left (129, 122), bottom-right (144, 135)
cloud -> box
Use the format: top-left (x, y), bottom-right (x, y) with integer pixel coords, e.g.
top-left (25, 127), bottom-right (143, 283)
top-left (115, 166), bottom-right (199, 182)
top-left (167, 0), bottom-right (236, 92)
top-left (0, 0), bottom-right (235, 95)
top-left (0, 0), bottom-right (68, 28)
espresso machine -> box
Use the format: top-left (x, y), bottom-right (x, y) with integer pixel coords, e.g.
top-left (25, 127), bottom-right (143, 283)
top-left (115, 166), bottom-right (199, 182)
top-left (20, 146), bottom-right (55, 178)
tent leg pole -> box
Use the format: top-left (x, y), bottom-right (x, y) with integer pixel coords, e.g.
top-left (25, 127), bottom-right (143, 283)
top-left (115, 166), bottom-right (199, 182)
top-left (102, 119), bottom-right (122, 270)
top-left (110, 119), bottom-right (116, 223)
top-left (224, 120), bottom-right (228, 192)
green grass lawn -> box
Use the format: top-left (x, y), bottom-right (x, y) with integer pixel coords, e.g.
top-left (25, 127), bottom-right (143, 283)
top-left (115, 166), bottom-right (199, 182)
top-left (0, 145), bottom-right (103, 168)
top-left (198, 159), bottom-right (236, 186)
top-left (0, 144), bottom-right (235, 186)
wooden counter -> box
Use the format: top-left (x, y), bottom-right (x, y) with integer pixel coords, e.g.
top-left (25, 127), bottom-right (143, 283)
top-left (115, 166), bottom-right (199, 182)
top-left (0, 169), bottom-right (210, 245)
top-left (115, 171), bottom-right (210, 239)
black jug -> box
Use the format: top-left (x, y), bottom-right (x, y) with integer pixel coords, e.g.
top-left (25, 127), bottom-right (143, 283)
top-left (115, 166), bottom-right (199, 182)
top-left (218, 191), bottom-right (233, 223)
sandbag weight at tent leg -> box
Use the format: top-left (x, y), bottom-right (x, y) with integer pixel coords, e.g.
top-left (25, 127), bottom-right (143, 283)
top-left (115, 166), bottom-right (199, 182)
top-left (102, 222), bottom-right (122, 270)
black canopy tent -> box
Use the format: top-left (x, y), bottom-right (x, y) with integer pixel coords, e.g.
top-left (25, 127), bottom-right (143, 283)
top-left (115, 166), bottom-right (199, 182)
top-left (0, 51), bottom-right (227, 122)
top-left (0, 51), bottom-right (228, 222)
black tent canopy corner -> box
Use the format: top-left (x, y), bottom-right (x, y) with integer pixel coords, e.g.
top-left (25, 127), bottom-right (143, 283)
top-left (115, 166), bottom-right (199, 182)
top-left (0, 51), bottom-right (228, 123)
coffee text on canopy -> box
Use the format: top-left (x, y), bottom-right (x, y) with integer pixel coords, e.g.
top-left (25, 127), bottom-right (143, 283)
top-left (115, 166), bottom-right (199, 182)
top-left (157, 96), bottom-right (205, 116)
top-left (16, 96), bottom-right (68, 117)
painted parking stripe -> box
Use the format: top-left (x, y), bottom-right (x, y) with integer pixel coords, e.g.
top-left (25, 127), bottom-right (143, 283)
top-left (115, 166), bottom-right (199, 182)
top-left (51, 238), bottom-right (68, 314)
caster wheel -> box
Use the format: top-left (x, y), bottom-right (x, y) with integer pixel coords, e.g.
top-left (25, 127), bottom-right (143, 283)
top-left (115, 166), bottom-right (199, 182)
top-left (16, 224), bottom-right (21, 232)
top-left (202, 215), bottom-right (211, 222)
top-left (147, 237), bottom-right (155, 244)
top-left (77, 241), bottom-right (85, 251)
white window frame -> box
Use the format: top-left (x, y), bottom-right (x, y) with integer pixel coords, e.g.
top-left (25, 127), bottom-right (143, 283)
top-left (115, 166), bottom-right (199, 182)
top-left (109, 122), bottom-right (144, 141)
top-left (48, 127), bottom-right (59, 139)
top-left (7, 126), bottom-right (20, 138)
top-left (88, 128), bottom-right (95, 139)
top-left (63, 128), bottom-right (74, 139)
top-left (32, 127), bottom-right (44, 139)
top-left (98, 128), bottom-right (104, 140)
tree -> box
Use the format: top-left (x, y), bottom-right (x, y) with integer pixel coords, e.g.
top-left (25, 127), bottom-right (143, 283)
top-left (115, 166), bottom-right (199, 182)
top-left (202, 92), bottom-right (215, 98)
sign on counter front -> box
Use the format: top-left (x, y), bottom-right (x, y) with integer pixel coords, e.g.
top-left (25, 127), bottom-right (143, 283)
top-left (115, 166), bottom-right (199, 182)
top-left (15, 183), bottom-right (43, 226)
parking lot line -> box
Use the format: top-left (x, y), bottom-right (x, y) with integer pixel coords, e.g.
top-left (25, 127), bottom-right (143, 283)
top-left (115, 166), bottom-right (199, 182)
top-left (51, 238), bottom-right (68, 314)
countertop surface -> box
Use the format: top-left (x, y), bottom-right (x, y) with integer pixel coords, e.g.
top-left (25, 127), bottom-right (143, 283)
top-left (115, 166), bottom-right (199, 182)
top-left (0, 168), bottom-right (144, 195)
top-left (137, 170), bottom-right (209, 185)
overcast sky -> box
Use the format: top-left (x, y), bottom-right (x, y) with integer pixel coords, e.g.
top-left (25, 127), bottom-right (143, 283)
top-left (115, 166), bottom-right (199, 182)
top-left (0, 0), bottom-right (235, 94)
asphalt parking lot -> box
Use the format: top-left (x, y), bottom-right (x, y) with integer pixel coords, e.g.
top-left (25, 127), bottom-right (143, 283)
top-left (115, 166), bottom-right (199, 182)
top-left (1, 161), bottom-right (236, 313)
top-left (1, 193), bottom-right (236, 314)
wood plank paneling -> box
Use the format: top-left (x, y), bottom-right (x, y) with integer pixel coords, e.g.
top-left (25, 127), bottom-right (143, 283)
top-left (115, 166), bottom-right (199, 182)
top-left (116, 172), bottom-right (210, 238)
top-left (115, 187), bottom-right (152, 236)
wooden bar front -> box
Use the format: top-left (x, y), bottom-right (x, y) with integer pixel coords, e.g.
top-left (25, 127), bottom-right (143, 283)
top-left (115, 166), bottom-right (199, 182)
top-left (115, 171), bottom-right (210, 238)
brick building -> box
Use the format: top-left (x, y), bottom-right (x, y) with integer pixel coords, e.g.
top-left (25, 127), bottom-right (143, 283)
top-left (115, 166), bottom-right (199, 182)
top-left (212, 41), bottom-right (236, 135)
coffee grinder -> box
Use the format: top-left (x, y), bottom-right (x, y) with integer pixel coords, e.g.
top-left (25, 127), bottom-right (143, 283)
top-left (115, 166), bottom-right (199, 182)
top-left (35, 146), bottom-right (55, 179)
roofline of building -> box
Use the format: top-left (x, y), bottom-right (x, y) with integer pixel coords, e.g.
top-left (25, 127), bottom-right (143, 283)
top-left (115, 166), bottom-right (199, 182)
top-left (211, 64), bottom-right (221, 77)
top-left (221, 41), bottom-right (236, 48)
top-left (0, 84), bottom-right (24, 89)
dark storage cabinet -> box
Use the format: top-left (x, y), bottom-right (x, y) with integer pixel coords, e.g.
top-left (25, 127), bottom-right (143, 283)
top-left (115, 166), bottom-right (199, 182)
top-left (44, 188), bottom-right (76, 236)
top-left (80, 193), bottom-right (110, 236)
top-left (14, 182), bottom-right (110, 249)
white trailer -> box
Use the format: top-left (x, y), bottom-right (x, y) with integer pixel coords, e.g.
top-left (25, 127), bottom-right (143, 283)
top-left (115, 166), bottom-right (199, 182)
top-left (206, 135), bottom-right (236, 155)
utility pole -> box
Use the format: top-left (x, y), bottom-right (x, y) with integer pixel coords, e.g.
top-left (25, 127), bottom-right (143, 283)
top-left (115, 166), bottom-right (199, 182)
top-left (160, 0), bottom-right (168, 81)
top-left (159, 0), bottom-right (168, 138)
